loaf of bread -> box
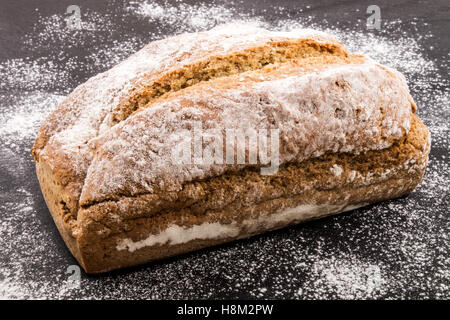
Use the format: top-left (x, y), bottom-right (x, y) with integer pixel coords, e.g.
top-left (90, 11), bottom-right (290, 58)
top-left (32, 24), bottom-right (430, 273)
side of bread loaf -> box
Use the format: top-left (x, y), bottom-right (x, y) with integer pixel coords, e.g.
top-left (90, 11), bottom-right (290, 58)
top-left (32, 24), bottom-right (430, 273)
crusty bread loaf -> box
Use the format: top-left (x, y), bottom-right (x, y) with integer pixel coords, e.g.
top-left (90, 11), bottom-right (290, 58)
top-left (32, 24), bottom-right (430, 273)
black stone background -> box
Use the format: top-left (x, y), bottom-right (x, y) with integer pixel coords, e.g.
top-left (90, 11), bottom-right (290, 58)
top-left (0, 0), bottom-right (448, 299)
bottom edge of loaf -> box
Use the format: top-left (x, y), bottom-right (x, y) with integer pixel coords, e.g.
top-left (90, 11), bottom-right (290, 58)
top-left (84, 183), bottom-right (411, 274)
top-left (37, 166), bottom-right (424, 274)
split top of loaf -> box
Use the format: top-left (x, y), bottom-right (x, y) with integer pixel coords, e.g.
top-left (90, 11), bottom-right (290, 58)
top-left (32, 24), bottom-right (417, 215)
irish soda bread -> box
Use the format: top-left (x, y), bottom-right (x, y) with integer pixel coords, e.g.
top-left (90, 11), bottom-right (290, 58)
top-left (32, 24), bottom-right (430, 273)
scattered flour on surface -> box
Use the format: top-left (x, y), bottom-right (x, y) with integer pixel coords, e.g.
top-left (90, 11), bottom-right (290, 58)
top-left (0, 0), bottom-right (448, 299)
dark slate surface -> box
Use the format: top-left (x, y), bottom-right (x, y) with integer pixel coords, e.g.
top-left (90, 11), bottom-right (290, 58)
top-left (0, 0), bottom-right (448, 299)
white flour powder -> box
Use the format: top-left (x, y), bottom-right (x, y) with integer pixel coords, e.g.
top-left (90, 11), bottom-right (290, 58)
top-left (0, 0), bottom-right (448, 299)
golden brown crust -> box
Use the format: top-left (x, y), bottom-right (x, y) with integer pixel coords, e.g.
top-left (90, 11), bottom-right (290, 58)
top-left (112, 38), bottom-right (348, 125)
top-left (35, 159), bottom-right (83, 264)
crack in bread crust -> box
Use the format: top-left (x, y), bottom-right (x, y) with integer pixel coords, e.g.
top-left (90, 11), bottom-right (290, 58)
top-left (78, 114), bottom-right (429, 232)
top-left (110, 39), bottom-right (348, 125)
top-left (80, 54), bottom-right (415, 206)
